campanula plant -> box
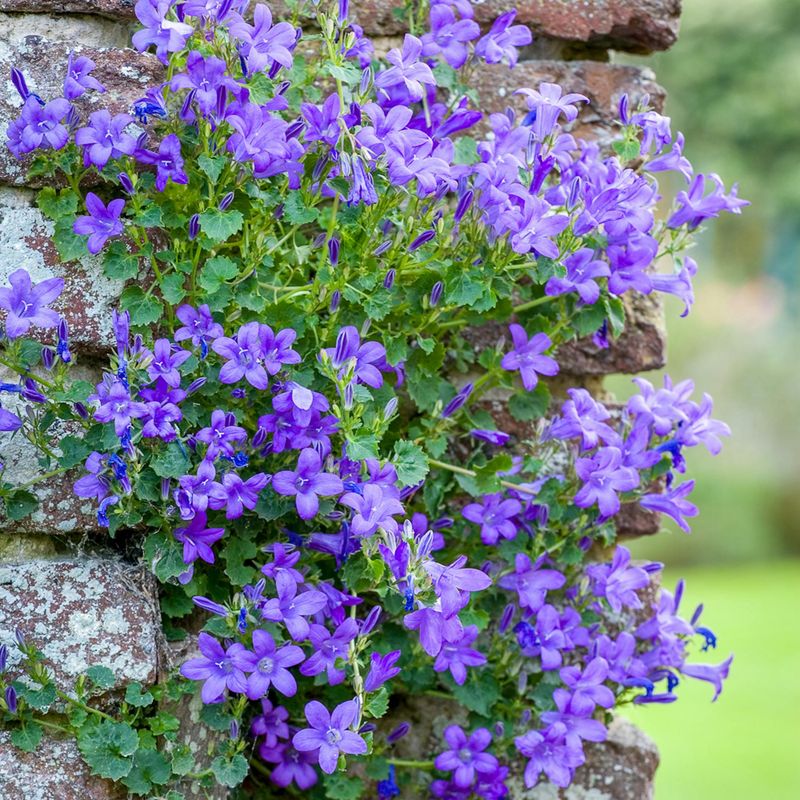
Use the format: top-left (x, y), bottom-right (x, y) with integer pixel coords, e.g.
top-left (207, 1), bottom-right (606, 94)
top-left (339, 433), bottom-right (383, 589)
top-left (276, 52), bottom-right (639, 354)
top-left (0, 0), bottom-right (743, 796)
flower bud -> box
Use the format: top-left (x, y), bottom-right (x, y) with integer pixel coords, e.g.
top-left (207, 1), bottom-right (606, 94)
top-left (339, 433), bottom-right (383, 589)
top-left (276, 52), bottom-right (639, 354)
top-left (361, 605), bottom-right (381, 636)
top-left (383, 268), bottom-right (395, 290)
top-left (329, 289), bottom-right (341, 312)
top-left (409, 230), bottom-right (436, 252)
top-left (118, 172), bottom-right (135, 195)
top-left (4, 686), bottom-right (17, 714)
top-left (374, 240), bottom-right (392, 257)
top-left (328, 236), bottom-right (340, 266)
top-left (10, 67), bottom-right (29, 101)
top-left (218, 192), bottom-right (234, 211)
top-left (252, 426), bottom-right (267, 449)
top-left (188, 213), bottom-right (200, 241)
top-left (41, 346), bottom-right (55, 370)
top-left (429, 280), bottom-right (444, 308)
top-left (387, 723), bottom-right (410, 744)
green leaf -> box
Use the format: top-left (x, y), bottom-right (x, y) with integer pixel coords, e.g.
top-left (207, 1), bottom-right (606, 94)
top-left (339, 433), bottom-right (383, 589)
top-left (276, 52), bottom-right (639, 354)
top-left (222, 531), bottom-right (258, 586)
top-left (160, 273), bottom-right (186, 305)
top-left (103, 241), bottom-right (140, 281)
top-left (199, 703), bottom-right (234, 732)
top-left (10, 722), bottom-right (43, 752)
top-left (364, 686), bottom-right (389, 719)
top-left (15, 682), bottom-right (56, 711)
top-left (198, 154), bottom-right (226, 184)
top-left (3, 490), bottom-right (39, 521)
top-left (54, 218), bottom-right (89, 262)
top-left (210, 754), bottom-right (249, 788)
top-left (198, 208), bottom-right (243, 244)
top-left (85, 665), bottom-right (115, 690)
top-left (134, 202), bottom-right (163, 228)
top-left (392, 441), bottom-right (429, 487)
top-left (57, 434), bottom-right (92, 468)
top-left (283, 193), bottom-right (318, 225)
top-left (573, 302), bottom-right (608, 337)
top-left (453, 136), bottom-right (480, 166)
top-left (254, 491), bottom-right (294, 521)
top-left (451, 671), bottom-right (500, 717)
top-left (124, 682), bottom-right (154, 708)
top-left (323, 772), bottom-right (365, 800)
top-left (143, 531), bottom-right (187, 582)
top-left (346, 434), bottom-right (379, 461)
top-left (170, 746), bottom-right (195, 776)
top-left (150, 441), bottom-right (190, 479)
top-left (199, 255), bottom-right (239, 294)
top-left (445, 267), bottom-right (488, 307)
top-left (77, 720), bottom-right (139, 780)
top-left (326, 62), bottom-right (362, 85)
top-left (123, 748), bottom-right (171, 794)
top-left (508, 383), bottom-right (551, 423)
top-left (120, 287), bottom-right (163, 327)
top-left (613, 137), bottom-right (642, 162)
top-left (604, 294), bottom-right (626, 336)
top-left (37, 186), bottom-right (78, 219)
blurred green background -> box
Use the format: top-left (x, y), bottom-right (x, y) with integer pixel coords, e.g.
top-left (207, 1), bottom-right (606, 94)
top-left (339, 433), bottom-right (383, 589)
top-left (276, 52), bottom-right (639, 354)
top-left (611, 0), bottom-right (800, 796)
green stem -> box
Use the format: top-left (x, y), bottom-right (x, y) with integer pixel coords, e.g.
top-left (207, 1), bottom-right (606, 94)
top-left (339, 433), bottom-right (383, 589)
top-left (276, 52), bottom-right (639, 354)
top-left (55, 690), bottom-right (115, 722)
top-left (387, 758), bottom-right (435, 770)
top-left (428, 459), bottom-right (539, 496)
top-left (513, 294), bottom-right (554, 313)
top-left (15, 466), bottom-right (71, 491)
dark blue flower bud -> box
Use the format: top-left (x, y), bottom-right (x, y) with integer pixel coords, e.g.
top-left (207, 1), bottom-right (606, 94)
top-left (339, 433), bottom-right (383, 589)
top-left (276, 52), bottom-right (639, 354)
top-left (216, 85), bottom-right (228, 118)
top-left (329, 289), bottom-right (341, 312)
top-left (409, 230), bottom-right (435, 252)
top-left (619, 93), bottom-right (630, 125)
top-left (328, 236), bottom-right (340, 266)
top-left (5, 686), bottom-right (17, 714)
top-left (383, 268), bottom-right (395, 289)
top-left (338, 0), bottom-right (349, 22)
top-left (361, 605), bottom-right (381, 635)
top-left (117, 172), bottom-right (135, 195)
top-left (429, 280), bottom-right (444, 308)
top-left (41, 346), bottom-right (55, 370)
top-left (359, 66), bottom-right (372, 95)
top-left (186, 377), bottom-right (206, 395)
top-left (10, 67), bottom-right (29, 101)
top-left (374, 240), bottom-right (392, 257)
top-left (218, 192), bottom-right (234, 211)
top-left (188, 213), bottom-right (200, 241)
top-left (286, 118), bottom-right (305, 139)
top-left (74, 402), bottom-right (88, 419)
top-left (192, 595), bottom-right (228, 617)
top-left (387, 723), bottom-right (410, 744)
top-left (454, 189), bottom-right (473, 222)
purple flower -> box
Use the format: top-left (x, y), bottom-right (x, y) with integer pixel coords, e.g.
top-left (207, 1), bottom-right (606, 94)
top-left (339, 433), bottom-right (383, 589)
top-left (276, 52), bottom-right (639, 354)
top-left (75, 110), bottom-right (136, 169)
top-left (505, 196), bottom-right (570, 257)
top-left (0, 407), bottom-right (22, 432)
top-left (272, 448), bottom-right (344, 520)
top-left (403, 605), bottom-right (463, 657)
top-left (420, 5), bottom-right (480, 69)
top-left (434, 725), bottom-right (498, 789)
top-left (6, 96), bottom-right (70, 157)
top-left (302, 93), bottom-right (342, 148)
top-left (675, 392), bottom-right (730, 456)
top-left (515, 723), bottom-right (584, 789)
top-left (142, 338), bottom-right (191, 387)
top-left (260, 572), bottom-right (328, 641)
top-left (170, 51), bottom-right (239, 116)
top-left (174, 512), bottom-right (225, 564)
top-left (339, 483), bottom-right (405, 537)
top-left (667, 173), bottom-right (748, 230)
top-left (292, 699), bottom-right (368, 774)
top-left (196, 409), bottom-right (247, 460)
top-left (209, 471), bottom-right (269, 519)
top-left (132, 0), bottom-right (194, 63)
top-left (261, 542), bottom-right (304, 582)
top-left (498, 553), bottom-right (566, 613)
top-left (574, 447), bottom-right (639, 518)
top-left (681, 655), bottom-right (733, 701)
top-left (73, 193), bottom-right (126, 254)
top-left (559, 658), bottom-right (615, 715)
top-left (425, 556), bottom-right (492, 617)
top-left (548, 388), bottom-right (620, 451)
top-left (640, 480), bottom-right (698, 533)
top-left (92, 378), bottom-right (147, 436)
top-left (462, 492), bottom-right (521, 545)
top-left (517, 82), bottom-right (589, 140)
top-left (474, 10), bottom-right (532, 68)
top-left (229, 628), bottom-right (305, 700)
top-left (73, 452), bottom-right (111, 502)
top-left (325, 326), bottom-right (389, 389)
top-left (375, 35), bottom-right (436, 102)
top-left (586, 545), bottom-right (650, 613)
top-left (546, 248), bottom-right (610, 305)
top-left (136, 133), bottom-right (188, 191)
top-left (260, 742), bottom-right (318, 790)
top-left (501, 324), bottom-right (559, 391)
top-left (229, 4), bottom-right (297, 74)
top-left (364, 650), bottom-right (402, 692)
top-left (180, 632), bottom-right (248, 703)
top-left (299, 618), bottom-right (359, 685)
top-left (64, 53), bottom-right (105, 100)
top-left (433, 625), bottom-right (486, 685)
top-left (470, 429), bottom-right (510, 446)
top-left (0, 268), bottom-right (63, 339)
top-left (213, 322), bottom-right (269, 389)
top-left (174, 304), bottom-right (223, 351)
top-left (225, 103), bottom-right (296, 180)
top-left (252, 699), bottom-right (289, 747)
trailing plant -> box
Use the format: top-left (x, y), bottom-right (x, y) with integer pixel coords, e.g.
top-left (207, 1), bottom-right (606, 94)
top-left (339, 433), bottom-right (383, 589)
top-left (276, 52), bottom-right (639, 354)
top-left (0, 0), bottom-right (744, 797)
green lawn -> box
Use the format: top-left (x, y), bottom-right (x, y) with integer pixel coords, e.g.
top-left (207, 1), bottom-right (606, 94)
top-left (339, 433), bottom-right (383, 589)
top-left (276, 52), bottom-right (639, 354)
top-left (621, 560), bottom-right (800, 799)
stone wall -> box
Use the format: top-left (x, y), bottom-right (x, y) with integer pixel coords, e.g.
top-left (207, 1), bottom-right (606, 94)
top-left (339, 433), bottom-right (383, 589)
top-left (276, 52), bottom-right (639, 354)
top-left (0, 1), bottom-right (680, 797)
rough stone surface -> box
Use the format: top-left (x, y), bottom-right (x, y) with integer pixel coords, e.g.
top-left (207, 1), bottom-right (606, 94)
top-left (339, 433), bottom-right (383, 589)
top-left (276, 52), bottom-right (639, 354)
top-left (0, 557), bottom-right (159, 691)
top-left (557, 291), bottom-right (667, 375)
top-left (0, 730), bottom-right (126, 800)
top-left (0, 19), bottom-right (163, 186)
top-left (0, 188), bottom-right (125, 352)
top-left (0, 0), bottom-right (135, 17)
top-left (470, 59), bottom-right (664, 141)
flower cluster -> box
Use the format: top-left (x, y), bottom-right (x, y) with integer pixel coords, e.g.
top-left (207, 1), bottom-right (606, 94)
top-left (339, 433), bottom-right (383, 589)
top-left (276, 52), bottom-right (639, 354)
top-left (0, 0), bottom-right (743, 797)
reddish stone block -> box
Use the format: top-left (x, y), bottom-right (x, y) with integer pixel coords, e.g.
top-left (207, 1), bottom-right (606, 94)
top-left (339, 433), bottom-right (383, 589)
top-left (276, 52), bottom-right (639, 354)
top-left (0, 558), bottom-right (159, 692)
top-left (0, 0), bottom-right (134, 16)
top-left (0, 730), bottom-right (126, 800)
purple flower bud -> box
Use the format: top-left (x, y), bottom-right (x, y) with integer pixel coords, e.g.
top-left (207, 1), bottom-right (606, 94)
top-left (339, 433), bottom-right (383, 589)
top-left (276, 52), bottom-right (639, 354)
top-left (312, 232), bottom-right (326, 248)
top-left (0, 644), bottom-right (7, 672)
top-left (454, 189), bottom-right (474, 222)
top-left (343, 381), bottom-right (354, 410)
top-left (268, 59), bottom-right (282, 79)
top-left (387, 723), bottom-right (410, 744)
top-left (274, 203), bottom-right (284, 220)
top-left (361, 605), bottom-right (382, 636)
top-left (160, 477), bottom-right (170, 501)
top-left (192, 595), bottom-right (228, 617)
top-left (229, 720), bottom-right (239, 740)
top-left (417, 530), bottom-right (434, 558)
top-left (619, 93), bottom-right (630, 125)
top-left (382, 268), bottom-right (395, 290)
top-left (132, 334), bottom-right (143, 354)
top-left (10, 67), bottom-right (29, 101)
top-left (14, 629), bottom-right (26, 647)
top-left (118, 172), bottom-right (135, 195)
top-left (312, 153), bottom-right (329, 180)
top-left (329, 289), bottom-right (341, 312)
top-left (359, 67), bottom-right (372, 95)
top-left (218, 192), bottom-right (234, 211)
top-left (188, 213), bottom-right (200, 241)
top-left (135, 130), bottom-right (148, 150)
top-left (409, 230), bottom-right (436, 252)
top-left (41, 346), bottom-right (55, 370)
top-left (250, 427), bottom-right (266, 449)
top-left (22, 378), bottom-right (45, 404)
top-left (526, 130), bottom-right (537, 166)
top-left (276, 80), bottom-right (291, 96)
top-left (521, 708), bottom-right (532, 725)
top-left (112, 309), bottom-right (130, 358)
top-left (383, 397), bottom-right (397, 418)
top-left (224, 411), bottom-right (236, 427)
top-left (216, 85), bottom-right (228, 118)
top-left (429, 280), bottom-right (444, 308)
top-left (74, 402), bottom-right (88, 419)
top-left (339, 152), bottom-right (352, 177)
top-left (499, 603), bottom-right (515, 633)
top-left (328, 236), bottom-right (340, 266)
top-left (186, 377), bottom-right (206, 395)
top-left (338, 0), bottom-right (349, 23)
top-left (494, 722), bottom-right (505, 738)
top-left (567, 176), bottom-right (582, 211)
top-left (359, 722), bottom-right (377, 734)
top-left (4, 686), bottom-right (17, 714)
top-left (286, 118), bottom-right (305, 139)
top-left (215, 0), bottom-right (233, 19)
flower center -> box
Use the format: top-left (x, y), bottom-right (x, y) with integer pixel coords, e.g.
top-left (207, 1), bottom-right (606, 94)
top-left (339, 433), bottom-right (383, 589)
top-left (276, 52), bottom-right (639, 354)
top-left (325, 727), bottom-right (342, 745)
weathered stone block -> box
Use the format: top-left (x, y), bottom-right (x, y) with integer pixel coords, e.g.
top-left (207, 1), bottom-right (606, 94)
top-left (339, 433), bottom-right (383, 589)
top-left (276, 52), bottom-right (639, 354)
top-left (0, 729), bottom-right (126, 799)
top-left (0, 557), bottom-right (159, 691)
top-left (0, 18), bottom-right (163, 186)
top-left (0, 0), bottom-right (135, 18)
